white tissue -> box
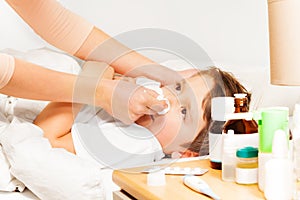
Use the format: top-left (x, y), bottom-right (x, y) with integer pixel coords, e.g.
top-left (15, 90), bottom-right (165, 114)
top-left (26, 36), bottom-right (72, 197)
top-left (136, 77), bottom-right (170, 115)
top-left (156, 96), bottom-right (170, 115)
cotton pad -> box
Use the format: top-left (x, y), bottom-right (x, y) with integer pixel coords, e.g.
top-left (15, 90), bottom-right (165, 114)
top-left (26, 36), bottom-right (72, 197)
top-left (136, 77), bottom-right (170, 115)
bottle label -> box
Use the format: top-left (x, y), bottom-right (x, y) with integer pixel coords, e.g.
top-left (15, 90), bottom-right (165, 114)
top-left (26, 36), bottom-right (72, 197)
top-left (221, 133), bottom-right (259, 150)
top-left (235, 168), bottom-right (258, 184)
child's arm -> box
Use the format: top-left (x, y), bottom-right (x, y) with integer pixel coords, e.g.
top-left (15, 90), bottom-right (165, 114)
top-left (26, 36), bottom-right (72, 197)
top-left (34, 63), bottom-right (115, 154)
top-left (34, 102), bottom-right (83, 154)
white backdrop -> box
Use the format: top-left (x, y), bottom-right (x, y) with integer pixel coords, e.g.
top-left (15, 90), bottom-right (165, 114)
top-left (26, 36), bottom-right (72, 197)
top-left (1, 0), bottom-right (299, 112)
top-left (0, 0), bottom-right (269, 67)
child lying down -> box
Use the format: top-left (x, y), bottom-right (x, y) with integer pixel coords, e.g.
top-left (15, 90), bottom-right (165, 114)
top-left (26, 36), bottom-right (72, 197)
top-left (34, 61), bottom-right (250, 168)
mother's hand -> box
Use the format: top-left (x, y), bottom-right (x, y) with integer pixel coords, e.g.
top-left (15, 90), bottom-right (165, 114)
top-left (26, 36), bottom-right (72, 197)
top-left (97, 79), bottom-right (167, 124)
top-left (125, 63), bottom-right (184, 86)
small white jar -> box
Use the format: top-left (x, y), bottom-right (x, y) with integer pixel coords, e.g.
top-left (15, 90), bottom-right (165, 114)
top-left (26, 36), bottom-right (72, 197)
top-left (235, 146), bottom-right (258, 185)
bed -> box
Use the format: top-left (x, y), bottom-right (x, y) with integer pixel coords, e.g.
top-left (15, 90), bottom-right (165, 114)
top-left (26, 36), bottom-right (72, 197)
top-left (0, 47), bottom-right (299, 200)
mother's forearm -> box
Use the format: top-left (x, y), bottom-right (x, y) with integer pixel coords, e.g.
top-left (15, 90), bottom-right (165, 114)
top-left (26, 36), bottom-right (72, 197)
top-left (75, 27), bottom-right (155, 75)
top-left (0, 58), bottom-right (76, 102)
top-left (0, 58), bottom-right (117, 110)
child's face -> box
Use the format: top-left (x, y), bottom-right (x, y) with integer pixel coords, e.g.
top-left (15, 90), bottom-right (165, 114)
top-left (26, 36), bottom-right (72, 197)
top-left (137, 73), bottom-right (212, 154)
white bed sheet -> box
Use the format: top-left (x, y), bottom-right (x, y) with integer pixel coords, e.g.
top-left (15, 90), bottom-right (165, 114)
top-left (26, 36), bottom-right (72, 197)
top-left (0, 48), bottom-right (104, 200)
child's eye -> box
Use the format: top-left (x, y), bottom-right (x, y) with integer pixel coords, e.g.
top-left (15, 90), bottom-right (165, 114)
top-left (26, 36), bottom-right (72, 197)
top-left (181, 107), bottom-right (187, 119)
top-left (175, 83), bottom-right (181, 91)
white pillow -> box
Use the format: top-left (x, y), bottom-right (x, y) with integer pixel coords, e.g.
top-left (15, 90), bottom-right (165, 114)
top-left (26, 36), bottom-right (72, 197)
top-left (0, 117), bottom-right (104, 200)
top-left (0, 145), bottom-right (25, 192)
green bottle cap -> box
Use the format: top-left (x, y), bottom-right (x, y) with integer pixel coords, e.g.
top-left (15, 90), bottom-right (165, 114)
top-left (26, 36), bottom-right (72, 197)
top-left (236, 146), bottom-right (258, 158)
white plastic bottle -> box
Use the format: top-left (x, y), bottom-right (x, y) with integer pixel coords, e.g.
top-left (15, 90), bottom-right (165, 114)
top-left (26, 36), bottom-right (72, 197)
top-left (221, 130), bottom-right (236, 182)
top-left (264, 130), bottom-right (294, 200)
top-left (209, 97), bottom-right (234, 170)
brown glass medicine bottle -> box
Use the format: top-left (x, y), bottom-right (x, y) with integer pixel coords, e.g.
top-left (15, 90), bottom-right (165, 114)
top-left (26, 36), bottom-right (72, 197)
top-left (223, 94), bottom-right (258, 134)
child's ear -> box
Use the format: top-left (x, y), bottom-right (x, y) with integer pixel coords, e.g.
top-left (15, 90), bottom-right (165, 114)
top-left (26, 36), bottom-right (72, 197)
top-left (178, 69), bottom-right (198, 79)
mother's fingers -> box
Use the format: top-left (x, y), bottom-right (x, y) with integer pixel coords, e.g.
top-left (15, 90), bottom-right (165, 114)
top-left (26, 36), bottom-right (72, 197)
top-left (135, 87), bottom-right (168, 113)
top-left (110, 81), bottom-right (169, 124)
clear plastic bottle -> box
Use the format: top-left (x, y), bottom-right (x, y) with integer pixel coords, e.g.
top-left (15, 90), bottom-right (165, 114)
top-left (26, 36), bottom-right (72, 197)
top-left (222, 130), bottom-right (236, 182)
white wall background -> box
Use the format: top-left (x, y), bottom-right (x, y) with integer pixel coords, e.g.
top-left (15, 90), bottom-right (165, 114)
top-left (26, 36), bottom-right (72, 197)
top-left (0, 0), bottom-right (269, 68)
top-left (0, 0), bottom-right (299, 111)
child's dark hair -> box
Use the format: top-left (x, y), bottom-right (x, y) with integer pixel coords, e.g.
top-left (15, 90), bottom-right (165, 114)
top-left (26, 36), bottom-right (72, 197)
top-left (188, 67), bottom-right (251, 155)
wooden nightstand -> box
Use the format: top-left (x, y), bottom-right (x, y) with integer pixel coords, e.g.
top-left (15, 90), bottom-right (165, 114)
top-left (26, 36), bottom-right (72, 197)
top-left (113, 159), bottom-right (265, 200)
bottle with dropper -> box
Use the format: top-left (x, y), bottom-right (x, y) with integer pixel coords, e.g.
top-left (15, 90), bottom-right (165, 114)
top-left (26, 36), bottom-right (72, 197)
top-left (223, 93), bottom-right (258, 134)
top-left (264, 129), bottom-right (294, 200)
top-left (221, 93), bottom-right (258, 182)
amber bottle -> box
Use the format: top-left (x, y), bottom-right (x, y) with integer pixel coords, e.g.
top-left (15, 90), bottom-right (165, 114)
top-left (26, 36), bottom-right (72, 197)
top-left (223, 94), bottom-right (258, 134)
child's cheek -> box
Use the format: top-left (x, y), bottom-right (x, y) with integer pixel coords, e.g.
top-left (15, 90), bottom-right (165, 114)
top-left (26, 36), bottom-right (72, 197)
top-left (163, 113), bottom-right (182, 143)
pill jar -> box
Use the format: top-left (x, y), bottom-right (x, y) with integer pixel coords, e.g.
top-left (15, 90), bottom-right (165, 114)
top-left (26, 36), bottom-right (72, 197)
top-left (235, 146), bottom-right (258, 184)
